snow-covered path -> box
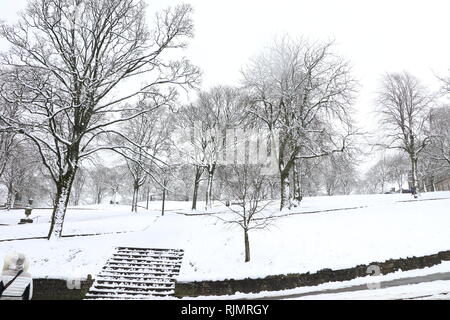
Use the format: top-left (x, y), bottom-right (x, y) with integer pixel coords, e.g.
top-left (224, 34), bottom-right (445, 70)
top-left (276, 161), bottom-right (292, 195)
top-left (268, 272), bottom-right (450, 299)
top-left (292, 280), bottom-right (450, 300)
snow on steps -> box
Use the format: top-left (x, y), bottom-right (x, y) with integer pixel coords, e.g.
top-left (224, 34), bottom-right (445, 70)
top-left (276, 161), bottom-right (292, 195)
top-left (85, 247), bottom-right (184, 300)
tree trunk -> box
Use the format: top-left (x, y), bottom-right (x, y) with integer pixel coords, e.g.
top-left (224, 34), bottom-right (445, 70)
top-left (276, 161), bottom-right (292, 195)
top-left (292, 164), bottom-right (298, 206)
top-left (411, 157), bottom-right (419, 197)
top-left (6, 182), bottom-right (15, 210)
top-left (292, 166), bottom-right (302, 206)
top-left (131, 188), bottom-right (136, 212)
top-left (270, 183), bottom-right (274, 200)
top-left (280, 169), bottom-right (291, 210)
top-left (131, 183), bottom-right (140, 212)
top-left (191, 166), bottom-right (202, 210)
top-left (146, 185), bottom-right (150, 210)
top-left (398, 179), bottom-right (403, 193)
top-left (205, 163), bottom-right (216, 210)
top-left (244, 229), bottom-right (250, 263)
top-left (162, 182), bottom-right (166, 216)
top-left (48, 168), bottom-right (77, 240)
top-left (96, 189), bottom-right (102, 204)
top-left (279, 142), bottom-right (294, 210)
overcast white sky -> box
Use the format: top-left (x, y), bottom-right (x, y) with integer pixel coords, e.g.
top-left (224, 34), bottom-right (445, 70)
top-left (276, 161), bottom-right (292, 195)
top-left (1, 0), bottom-right (450, 170)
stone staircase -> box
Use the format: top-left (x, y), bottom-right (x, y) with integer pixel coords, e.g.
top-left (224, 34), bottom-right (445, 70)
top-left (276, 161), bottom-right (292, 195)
top-left (85, 247), bottom-right (184, 300)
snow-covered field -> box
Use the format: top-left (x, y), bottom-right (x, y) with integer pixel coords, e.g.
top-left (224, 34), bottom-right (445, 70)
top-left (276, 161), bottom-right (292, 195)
top-left (0, 192), bottom-right (449, 283)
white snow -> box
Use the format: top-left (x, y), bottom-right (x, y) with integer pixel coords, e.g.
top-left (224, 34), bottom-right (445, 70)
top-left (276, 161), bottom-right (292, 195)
top-left (293, 281), bottom-right (450, 300)
top-left (0, 192), bottom-right (449, 283)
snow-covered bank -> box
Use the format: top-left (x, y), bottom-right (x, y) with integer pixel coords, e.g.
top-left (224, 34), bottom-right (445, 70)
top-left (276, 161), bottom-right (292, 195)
top-left (0, 192), bottom-right (449, 282)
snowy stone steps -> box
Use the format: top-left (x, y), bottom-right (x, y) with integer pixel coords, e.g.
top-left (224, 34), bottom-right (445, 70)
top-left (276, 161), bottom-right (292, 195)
top-left (87, 287), bottom-right (174, 295)
top-left (96, 273), bottom-right (176, 283)
top-left (116, 248), bottom-right (183, 255)
top-left (85, 293), bottom-right (169, 300)
top-left (100, 268), bottom-right (179, 277)
top-left (86, 288), bottom-right (174, 297)
top-left (102, 265), bottom-right (180, 274)
top-left (106, 261), bottom-right (181, 269)
top-left (113, 253), bottom-right (183, 262)
top-left (113, 250), bottom-right (184, 257)
top-left (114, 250), bottom-right (183, 258)
top-left (115, 250), bottom-right (183, 258)
top-left (86, 247), bottom-right (184, 300)
top-left (111, 254), bottom-right (183, 264)
top-left (96, 279), bottom-right (175, 287)
top-left (117, 247), bottom-right (184, 252)
top-left (93, 283), bottom-right (175, 291)
top-left (108, 258), bottom-right (181, 267)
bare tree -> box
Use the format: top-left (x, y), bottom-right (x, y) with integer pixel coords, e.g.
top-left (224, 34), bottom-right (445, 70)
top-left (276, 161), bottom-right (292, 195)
top-left (177, 86), bottom-right (244, 210)
top-left (156, 161), bottom-right (178, 216)
top-left (177, 103), bottom-right (207, 210)
top-left (216, 163), bottom-right (273, 262)
top-left (0, 141), bottom-right (41, 209)
top-left (200, 87), bottom-right (244, 210)
top-left (322, 158), bottom-right (340, 196)
top-left (377, 72), bottom-right (434, 197)
top-left (89, 165), bottom-right (110, 204)
top-left (386, 153), bottom-right (409, 192)
top-left (428, 105), bottom-right (450, 165)
top-left (174, 164), bottom-right (194, 201)
top-left (298, 158), bottom-right (322, 197)
top-left (440, 71), bottom-right (450, 96)
top-left (243, 36), bottom-right (357, 210)
top-left (120, 103), bottom-right (173, 212)
top-left (0, 131), bottom-right (20, 181)
top-left (321, 153), bottom-right (358, 196)
top-left (415, 105), bottom-right (450, 192)
top-left (363, 157), bottom-right (392, 194)
top-left (70, 166), bottom-right (87, 206)
top-left (0, 76), bottom-right (21, 179)
top-left (0, 0), bottom-right (199, 239)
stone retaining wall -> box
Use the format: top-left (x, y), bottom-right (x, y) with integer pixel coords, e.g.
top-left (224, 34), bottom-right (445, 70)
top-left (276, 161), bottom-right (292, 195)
top-left (32, 276), bottom-right (94, 300)
top-left (175, 250), bottom-right (450, 297)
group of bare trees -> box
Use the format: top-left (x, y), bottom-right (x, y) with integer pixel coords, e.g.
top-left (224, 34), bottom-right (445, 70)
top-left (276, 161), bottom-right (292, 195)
top-left (242, 37), bottom-right (358, 209)
top-left (118, 103), bottom-right (175, 212)
top-left (361, 154), bottom-right (409, 194)
top-left (0, 0), bottom-right (199, 239)
top-left (375, 72), bottom-right (450, 195)
top-left (321, 153), bottom-right (359, 196)
top-left (176, 86), bottom-right (245, 210)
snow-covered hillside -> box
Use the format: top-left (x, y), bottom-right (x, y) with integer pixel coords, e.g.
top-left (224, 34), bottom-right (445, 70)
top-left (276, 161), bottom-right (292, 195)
top-left (0, 192), bottom-right (449, 282)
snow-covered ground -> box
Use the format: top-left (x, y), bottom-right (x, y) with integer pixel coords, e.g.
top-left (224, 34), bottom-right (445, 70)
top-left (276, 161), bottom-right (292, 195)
top-left (0, 192), bottom-right (449, 283)
top-left (295, 281), bottom-right (450, 300)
